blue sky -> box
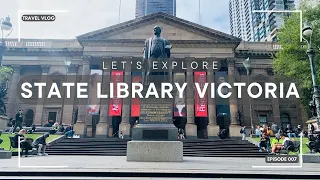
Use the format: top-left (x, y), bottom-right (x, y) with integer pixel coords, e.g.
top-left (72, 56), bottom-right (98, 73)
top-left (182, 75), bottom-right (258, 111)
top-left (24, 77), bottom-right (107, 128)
top-left (0, 0), bottom-right (303, 39)
top-left (0, 0), bottom-right (231, 39)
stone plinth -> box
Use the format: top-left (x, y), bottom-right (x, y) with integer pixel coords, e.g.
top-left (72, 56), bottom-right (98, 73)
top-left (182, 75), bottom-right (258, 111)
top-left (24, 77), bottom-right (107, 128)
top-left (0, 150), bottom-right (12, 159)
top-left (127, 141), bottom-right (183, 162)
top-left (132, 124), bottom-right (177, 141)
top-left (0, 115), bottom-right (9, 131)
top-left (303, 154), bottom-right (320, 163)
top-left (132, 93), bottom-right (178, 141)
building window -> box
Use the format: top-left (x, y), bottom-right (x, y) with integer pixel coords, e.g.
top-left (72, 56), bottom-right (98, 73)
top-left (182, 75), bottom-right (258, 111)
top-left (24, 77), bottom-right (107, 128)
top-left (259, 115), bottom-right (268, 126)
top-left (280, 113), bottom-right (291, 129)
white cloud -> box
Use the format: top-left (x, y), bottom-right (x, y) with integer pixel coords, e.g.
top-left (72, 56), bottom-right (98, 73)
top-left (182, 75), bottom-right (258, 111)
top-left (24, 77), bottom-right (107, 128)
top-left (0, 0), bottom-right (231, 39)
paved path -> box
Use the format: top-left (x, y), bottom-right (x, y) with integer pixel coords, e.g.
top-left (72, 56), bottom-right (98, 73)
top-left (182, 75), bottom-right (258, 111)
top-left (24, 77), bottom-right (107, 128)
top-left (0, 156), bottom-right (318, 176)
top-left (0, 177), bottom-right (307, 180)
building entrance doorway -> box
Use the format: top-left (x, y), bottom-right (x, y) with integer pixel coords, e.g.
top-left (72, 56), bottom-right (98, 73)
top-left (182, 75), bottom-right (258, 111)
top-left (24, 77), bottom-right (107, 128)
top-left (217, 113), bottom-right (231, 138)
top-left (48, 112), bottom-right (57, 126)
top-left (25, 109), bottom-right (34, 127)
top-left (92, 115), bottom-right (100, 137)
top-left (195, 117), bottom-right (208, 139)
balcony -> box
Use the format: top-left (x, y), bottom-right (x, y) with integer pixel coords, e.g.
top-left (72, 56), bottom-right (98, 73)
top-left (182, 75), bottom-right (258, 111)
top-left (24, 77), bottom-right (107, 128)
top-left (4, 39), bottom-right (82, 49)
top-left (268, 4), bottom-right (275, 10)
top-left (268, 0), bottom-right (275, 6)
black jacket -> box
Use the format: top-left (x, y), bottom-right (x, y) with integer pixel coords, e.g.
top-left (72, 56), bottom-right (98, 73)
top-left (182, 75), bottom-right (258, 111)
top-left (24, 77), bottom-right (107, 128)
top-left (32, 135), bottom-right (47, 146)
top-left (15, 113), bottom-right (23, 123)
top-left (13, 134), bottom-right (24, 146)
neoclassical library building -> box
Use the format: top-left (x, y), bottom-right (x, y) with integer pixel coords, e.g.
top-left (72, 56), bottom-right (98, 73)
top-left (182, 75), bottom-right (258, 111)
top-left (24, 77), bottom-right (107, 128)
top-left (2, 12), bottom-right (306, 138)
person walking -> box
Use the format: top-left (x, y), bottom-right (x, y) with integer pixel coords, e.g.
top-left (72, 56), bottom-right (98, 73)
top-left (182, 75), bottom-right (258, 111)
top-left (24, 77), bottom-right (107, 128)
top-left (240, 126), bottom-right (246, 140)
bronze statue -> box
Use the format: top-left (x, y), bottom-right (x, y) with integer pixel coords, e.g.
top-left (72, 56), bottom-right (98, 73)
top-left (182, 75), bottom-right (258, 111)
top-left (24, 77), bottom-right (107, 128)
top-left (142, 25), bottom-right (172, 85)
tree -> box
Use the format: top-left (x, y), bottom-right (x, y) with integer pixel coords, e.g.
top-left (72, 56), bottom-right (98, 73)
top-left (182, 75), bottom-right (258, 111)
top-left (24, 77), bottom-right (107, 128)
top-left (273, 0), bottom-right (320, 108)
top-left (0, 66), bottom-right (12, 115)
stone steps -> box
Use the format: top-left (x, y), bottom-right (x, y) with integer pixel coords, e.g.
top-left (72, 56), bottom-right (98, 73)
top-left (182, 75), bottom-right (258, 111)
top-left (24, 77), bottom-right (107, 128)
top-left (45, 137), bottom-right (267, 158)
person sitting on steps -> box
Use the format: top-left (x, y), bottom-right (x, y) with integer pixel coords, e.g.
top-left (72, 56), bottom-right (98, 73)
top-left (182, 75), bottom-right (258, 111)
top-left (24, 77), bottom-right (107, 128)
top-left (49, 123), bottom-right (60, 134)
top-left (64, 125), bottom-right (75, 138)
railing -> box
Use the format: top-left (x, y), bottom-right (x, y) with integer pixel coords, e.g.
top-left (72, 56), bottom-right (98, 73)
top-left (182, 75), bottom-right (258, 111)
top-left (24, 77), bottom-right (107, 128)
top-left (4, 39), bottom-right (82, 49)
top-left (238, 42), bottom-right (282, 51)
top-left (4, 38), bottom-right (283, 51)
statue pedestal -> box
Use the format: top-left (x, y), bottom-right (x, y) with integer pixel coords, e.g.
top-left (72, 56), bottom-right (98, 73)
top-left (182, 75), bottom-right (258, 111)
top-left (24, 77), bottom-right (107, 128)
top-left (0, 115), bottom-right (9, 131)
top-left (0, 150), bottom-right (11, 159)
top-left (132, 97), bottom-right (178, 141)
top-left (132, 124), bottom-right (177, 141)
top-left (127, 141), bottom-right (183, 162)
top-left (128, 88), bottom-right (183, 162)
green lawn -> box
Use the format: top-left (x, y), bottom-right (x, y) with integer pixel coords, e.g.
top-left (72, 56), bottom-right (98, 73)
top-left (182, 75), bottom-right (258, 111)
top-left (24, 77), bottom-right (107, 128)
top-left (0, 133), bottom-right (61, 151)
top-left (252, 137), bottom-right (311, 154)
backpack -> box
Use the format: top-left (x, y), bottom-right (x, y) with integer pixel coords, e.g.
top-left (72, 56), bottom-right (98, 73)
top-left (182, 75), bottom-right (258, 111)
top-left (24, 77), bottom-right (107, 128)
top-left (240, 129), bottom-right (243, 134)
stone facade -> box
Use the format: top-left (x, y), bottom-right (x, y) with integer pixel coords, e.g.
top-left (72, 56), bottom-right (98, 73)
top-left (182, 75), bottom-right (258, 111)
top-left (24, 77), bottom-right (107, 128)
top-left (2, 13), bottom-right (306, 138)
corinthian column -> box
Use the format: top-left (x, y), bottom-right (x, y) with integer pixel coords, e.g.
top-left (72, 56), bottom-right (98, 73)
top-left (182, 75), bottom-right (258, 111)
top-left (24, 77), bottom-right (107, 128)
top-left (206, 58), bottom-right (219, 138)
top-left (96, 57), bottom-right (112, 137)
top-left (119, 56), bottom-right (132, 139)
top-left (34, 65), bottom-right (50, 125)
top-left (61, 64), bottom-right (79, 125)
top-left (74, 56), bottom-right (91, 136)
top-left (227, 58), bottom-right (241, 137)
top-left (6, 65), bottom-right (20, 119)
top-left (185, 57), bottom-right (197, 139)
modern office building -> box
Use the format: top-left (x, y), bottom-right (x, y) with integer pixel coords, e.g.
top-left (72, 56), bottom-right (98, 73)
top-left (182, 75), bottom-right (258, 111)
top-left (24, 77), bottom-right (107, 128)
top-left (229, 0), bottom-right (254, 41)
top-left (135, 0), bottom-right (176, 18)
top-left (251, 0), bottom-right (295, 42)
top-left (229, 0), bottom-right (295, 42)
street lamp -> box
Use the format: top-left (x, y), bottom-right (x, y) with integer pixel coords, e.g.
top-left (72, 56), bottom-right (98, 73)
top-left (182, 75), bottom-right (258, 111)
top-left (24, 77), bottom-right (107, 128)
top-left (242, 57), bottom-right (253, 133)
top-left (302, 21), bottom-right (320, 127)
top-left (60, 58), bottom-right (72, 124)
top-left (0, 16), bottom-right (13, 66)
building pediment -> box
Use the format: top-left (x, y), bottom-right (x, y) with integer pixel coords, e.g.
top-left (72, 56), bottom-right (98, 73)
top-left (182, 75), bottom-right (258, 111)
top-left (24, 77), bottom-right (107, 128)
top-left (77, 12), bottom-right (241, 46)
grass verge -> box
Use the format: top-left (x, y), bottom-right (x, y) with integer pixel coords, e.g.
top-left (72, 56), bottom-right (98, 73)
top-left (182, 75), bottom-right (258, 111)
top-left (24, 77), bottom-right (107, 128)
top-left (0, 133), bottom-right (61, 152)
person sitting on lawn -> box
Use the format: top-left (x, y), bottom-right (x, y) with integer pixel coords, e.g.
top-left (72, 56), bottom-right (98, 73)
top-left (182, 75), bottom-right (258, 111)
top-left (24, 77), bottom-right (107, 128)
top-left (261, 125), bottom-right (268, 135)
top-left (271, 135), bottom-right (293, 154)
top-left (43, 121), bottom-right (51, 127)
top-left (255, 125), bottom-right (262, 137)
top-left (258, 133), bottom-right (270, 152)
top-left (32, 133), bottom-right (50, 156)
top-left (49, 123), bottom-right (60, 134)
top-left (8, 118), bottom-right (15, 133)
top-left (14, 129), bottom-right (33, 157)
top-left (295, 125), bottom-right (302, 137)
top-left (285, 124), bottom-right (296, 138)
top-left (27, 124), bottom-right (36, 134)
top-left (267, 127), bottom-right (274, 136)
top-left (270, 134), bottom-right (282, 153)
top-left (64, 125), bottom-right (75, 138)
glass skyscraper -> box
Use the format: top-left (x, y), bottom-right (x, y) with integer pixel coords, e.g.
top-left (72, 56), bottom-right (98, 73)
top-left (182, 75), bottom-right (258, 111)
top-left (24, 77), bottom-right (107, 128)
top-left (229, 0), bottom-right (295, 42)
top-left (229, 0), bottom-right (254, 41)
top-left (251, 0), bottom-right (295, 42)
top-left (135, 0), bottom-right (176, 18)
